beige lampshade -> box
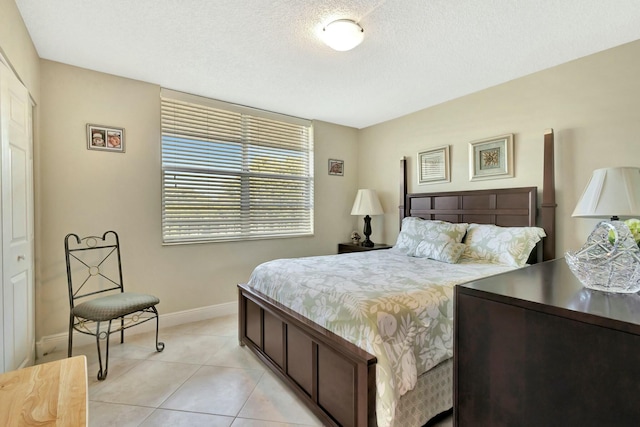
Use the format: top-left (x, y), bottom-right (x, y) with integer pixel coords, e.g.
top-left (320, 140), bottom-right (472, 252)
top-left (572, 167), bottom-right (640, 218)
top-left (351, 189), bottom-right (384, 216)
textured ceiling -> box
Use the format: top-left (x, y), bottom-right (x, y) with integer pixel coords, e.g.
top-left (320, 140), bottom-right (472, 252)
top-left (15, 0), bottom-right (640, 129)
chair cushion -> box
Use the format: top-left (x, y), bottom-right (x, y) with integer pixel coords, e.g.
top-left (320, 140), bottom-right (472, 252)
top-left (73, 292), bottom-right (160, 321)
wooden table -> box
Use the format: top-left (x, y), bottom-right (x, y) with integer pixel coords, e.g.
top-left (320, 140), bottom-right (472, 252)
top-left (0, 356), bottom-right (88, 426)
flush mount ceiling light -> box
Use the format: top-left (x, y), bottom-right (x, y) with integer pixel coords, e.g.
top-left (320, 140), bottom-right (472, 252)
top-left (322, 19), bottom-right (364, 51)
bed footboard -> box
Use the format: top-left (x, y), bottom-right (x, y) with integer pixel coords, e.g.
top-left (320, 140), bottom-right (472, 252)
top-left (238, 283), bottom-right (377, 427)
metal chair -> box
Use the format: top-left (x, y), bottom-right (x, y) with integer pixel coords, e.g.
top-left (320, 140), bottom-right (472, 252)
top-left (64, 231), bottom-right (164, 380)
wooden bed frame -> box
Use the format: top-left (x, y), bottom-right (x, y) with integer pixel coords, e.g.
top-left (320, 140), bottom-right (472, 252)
top-left (238, 130), bottom-right (556, 427)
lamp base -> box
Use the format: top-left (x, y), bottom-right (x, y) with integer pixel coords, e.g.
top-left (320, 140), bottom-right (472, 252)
top-left (361, 238), bottom-right (374, 248)
top-left (361, 215), bottom-right (374, 248)
top-left (565, 220), bottom-right (640, 293)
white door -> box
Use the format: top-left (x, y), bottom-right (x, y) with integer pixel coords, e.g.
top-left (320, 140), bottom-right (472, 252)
top-left (0, 60), bottom-right (35, 373)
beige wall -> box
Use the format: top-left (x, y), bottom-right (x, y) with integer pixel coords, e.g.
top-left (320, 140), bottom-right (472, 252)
top-left (36, 60), bottom-right (359, 340)
top-left (359, 39), bottom-right (640, 256)
top-left (0, 0), bottom-right (40, 97)
top-left (4, 0), bottom-right (640, 343)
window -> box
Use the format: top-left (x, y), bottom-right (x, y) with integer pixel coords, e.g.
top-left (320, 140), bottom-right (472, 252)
top-left (161, 89), bottom-right (314, 244)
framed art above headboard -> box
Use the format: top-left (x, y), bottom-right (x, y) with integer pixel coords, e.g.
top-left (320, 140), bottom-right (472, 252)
top-left (399, 129), bottom-right (556, 263)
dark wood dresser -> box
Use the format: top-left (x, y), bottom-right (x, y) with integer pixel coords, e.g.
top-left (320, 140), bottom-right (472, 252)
top-left (454, 258), bottom-right (640, 427)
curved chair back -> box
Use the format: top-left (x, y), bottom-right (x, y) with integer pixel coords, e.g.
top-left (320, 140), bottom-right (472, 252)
top-left (64, 230), bottom-right (125, 310)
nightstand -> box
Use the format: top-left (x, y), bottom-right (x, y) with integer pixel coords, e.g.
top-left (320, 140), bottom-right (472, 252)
top-left (337, 242), bottom-right (392, 254)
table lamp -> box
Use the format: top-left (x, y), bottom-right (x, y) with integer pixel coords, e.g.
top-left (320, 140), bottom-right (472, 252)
top-left (351, 189), bottom-right (384, 247)
top-left (566, 167), bottom-right (640, 293)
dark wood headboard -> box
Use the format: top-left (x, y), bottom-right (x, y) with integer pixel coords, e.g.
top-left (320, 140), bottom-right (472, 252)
top-left (398, 130), bottom-right (556, 262)
top-left (401, 186), bottom-right (537, 227)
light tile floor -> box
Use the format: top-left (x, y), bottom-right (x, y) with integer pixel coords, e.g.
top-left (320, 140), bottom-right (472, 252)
top-left (38, 314), bottom-right (452, 427)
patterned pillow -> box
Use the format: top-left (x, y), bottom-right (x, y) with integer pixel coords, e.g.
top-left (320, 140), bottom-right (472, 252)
top-left (460, 223), bottom-right (546, 267)
top-left (414, 239), bottom-right (467, 263)
top-left (393, 217), bottom-right (468, 256)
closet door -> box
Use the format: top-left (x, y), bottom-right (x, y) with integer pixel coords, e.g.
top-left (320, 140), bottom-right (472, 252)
top-left (0, 60), bottom-right (35, 373)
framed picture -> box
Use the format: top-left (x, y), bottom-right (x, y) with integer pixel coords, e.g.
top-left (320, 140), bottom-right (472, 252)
top-left (418, 145), bottom-right (450, 184)
top-left (469, 134), bottom-right (513, 181)
top-left (87, 124), bottom-right (125, 153)
top-left (328, 159), bottom-right (344, 176)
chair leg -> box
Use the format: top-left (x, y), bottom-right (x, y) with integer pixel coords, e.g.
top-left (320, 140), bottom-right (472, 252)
top-left (120, 316), bottom-right (124, 344)
top-left (95, 320), bottom-right (113, 381)
top-left (68, 312), bottom-right (74, 358)
top-left (152, 306), bottom-right (165, 352)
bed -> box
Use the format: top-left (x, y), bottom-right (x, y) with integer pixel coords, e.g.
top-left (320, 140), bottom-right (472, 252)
top-left (238, 130), bottom-right (556, 427)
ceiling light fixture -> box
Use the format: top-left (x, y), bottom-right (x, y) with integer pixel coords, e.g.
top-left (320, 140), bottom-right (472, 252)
top-left (322, 19), bottom-right (364, 51)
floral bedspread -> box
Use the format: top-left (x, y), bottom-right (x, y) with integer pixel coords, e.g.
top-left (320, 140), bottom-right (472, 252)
top-left (247, 249), bottom-right (515, 427)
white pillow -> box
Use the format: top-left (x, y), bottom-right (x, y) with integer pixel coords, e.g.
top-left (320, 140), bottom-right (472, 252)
top-left (394, 217), bottom-right (468, 256)
top-left (461, 223), bottom-right (546, 267)
top-left (414, 240), bottom-right (467, 263)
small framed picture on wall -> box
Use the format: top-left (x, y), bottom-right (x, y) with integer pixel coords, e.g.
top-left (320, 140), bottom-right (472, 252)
top-left (468, 134), bottom-right (513, 181)
top-left (328, 159), bottom-right (344, 176)
top-left (87, 124), bottom-right (125, 153)
top-left (417, 145), bottom-right (450, 184)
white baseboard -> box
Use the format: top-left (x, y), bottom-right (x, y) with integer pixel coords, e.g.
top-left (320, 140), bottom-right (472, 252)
top-left (35, 301), bottom-right (237, 359)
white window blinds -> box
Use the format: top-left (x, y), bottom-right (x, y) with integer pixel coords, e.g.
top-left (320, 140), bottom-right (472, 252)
top-left (161, 89), bottom-right (314, 244)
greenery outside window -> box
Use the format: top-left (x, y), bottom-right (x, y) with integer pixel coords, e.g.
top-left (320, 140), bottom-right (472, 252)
top-left (161, 89), bottom-right (314, 244)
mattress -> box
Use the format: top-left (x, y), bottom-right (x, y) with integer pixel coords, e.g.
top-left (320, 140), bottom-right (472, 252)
top-left (247, 249), bottom-right (514, 427)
